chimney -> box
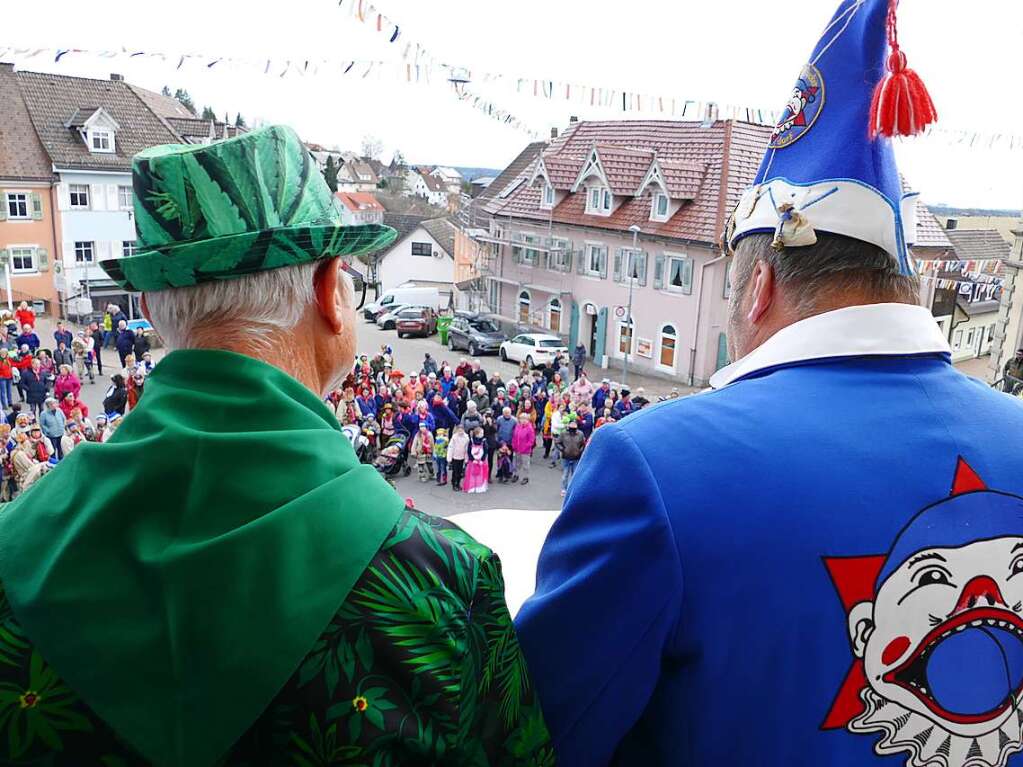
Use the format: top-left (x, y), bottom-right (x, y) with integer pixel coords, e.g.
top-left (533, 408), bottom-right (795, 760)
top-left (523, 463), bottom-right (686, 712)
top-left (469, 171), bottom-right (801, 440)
top-left (109, 73), bottom-right (124, 81)
top-left (701, 102), bottom-right (719, 128)
top-left (0, 63), bottom-right (14, 73)
top-left (569, 115), bottom-right (579, 124)
top-left (550, 127), bottom-right (559, 140)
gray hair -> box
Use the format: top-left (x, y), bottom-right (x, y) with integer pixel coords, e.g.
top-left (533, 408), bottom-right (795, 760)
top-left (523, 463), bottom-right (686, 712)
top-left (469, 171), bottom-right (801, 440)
top-left (145, 263), bottom-right (319, 351)
top-left (730, 233), bottom-right (919, 316)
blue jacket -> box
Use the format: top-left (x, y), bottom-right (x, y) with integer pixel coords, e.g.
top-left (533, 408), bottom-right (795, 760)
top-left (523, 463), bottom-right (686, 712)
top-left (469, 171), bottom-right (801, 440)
top-left (611, 398), bottom-right (635, 420)
top-left (16, 333), bottom-right (39, 352)
top-left (495, 415), bottom-right (516, 445)
top-left (355, 396), bottom-right (376, 419)
top-left (516, 304), bottom-right (1023, 767)
top-left (429, 402), bottom-right (459, 433)
top-left (53, 330), bottom-right (73, 348)
top-left (20, 368), bottom-right (47, 405)
top-left (402, 411), bottom-right (435, 436)
top-left (116, 329), bottom-right (136, 356)
top-left (591, 387), bottom-right (611, 413)
top-left (40, 408), bottom-right (65, 438)
top-left (576, 411), bottom-right (594, 438)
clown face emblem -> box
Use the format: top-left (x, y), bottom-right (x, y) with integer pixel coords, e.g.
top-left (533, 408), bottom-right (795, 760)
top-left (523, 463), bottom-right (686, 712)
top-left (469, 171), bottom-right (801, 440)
top-left (769, 64), bottom-right (824, 149)
top-left (824, 459), bottom-right (1023, 767)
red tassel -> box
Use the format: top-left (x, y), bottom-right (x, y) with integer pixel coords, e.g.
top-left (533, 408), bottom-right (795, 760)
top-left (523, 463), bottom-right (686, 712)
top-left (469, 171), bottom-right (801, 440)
top-left (868, 0), bottom-right (937, 138)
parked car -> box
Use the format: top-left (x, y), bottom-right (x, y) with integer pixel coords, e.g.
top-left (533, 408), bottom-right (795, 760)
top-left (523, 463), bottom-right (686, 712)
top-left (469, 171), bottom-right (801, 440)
top-left (375, 304), bottom-right (413, 330)
top-left (499, 334), bottom-right (568, 368)
top-left (395, 307), bottom-right (438, 338)
top-left (448, 315), bottom-right (508, 356)
top-left (363, 286), bottom-right (443, 320)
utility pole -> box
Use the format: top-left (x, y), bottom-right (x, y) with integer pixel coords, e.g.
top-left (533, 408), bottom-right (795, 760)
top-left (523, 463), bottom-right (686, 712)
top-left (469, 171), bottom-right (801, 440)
top-left (623, 224), bottom-right (640, 386)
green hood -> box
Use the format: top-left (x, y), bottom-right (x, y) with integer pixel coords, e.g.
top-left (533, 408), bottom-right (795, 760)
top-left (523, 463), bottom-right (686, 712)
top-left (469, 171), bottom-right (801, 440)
top-left (0, 350), bottom-right (404, 766)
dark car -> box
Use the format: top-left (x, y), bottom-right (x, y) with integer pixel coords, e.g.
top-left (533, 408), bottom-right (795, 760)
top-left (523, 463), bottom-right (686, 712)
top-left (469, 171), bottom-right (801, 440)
top-left (447, 315), bottom-right (508, 356)
top-left (395, 307), bottom-right (438, 338)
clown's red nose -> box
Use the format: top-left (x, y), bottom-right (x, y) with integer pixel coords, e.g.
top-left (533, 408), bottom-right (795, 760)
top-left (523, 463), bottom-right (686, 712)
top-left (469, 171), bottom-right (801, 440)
top-left (953, 575), bottom-right (1007, 615)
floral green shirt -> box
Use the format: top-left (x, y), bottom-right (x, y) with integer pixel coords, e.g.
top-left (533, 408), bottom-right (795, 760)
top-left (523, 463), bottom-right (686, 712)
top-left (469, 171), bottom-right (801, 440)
top-left (0, 509), bottom-right (554, 766)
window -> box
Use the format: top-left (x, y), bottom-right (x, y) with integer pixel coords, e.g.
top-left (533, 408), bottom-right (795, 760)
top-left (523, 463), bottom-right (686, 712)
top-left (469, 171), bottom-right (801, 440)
top-left (9, 247), bottom-right (35, 273)
top-left (74, 241), bottom-right (95, 263)
top-left (122, 241), bottom-right (136, 258)
top-left (89, 129), bottom-right (114, 153)
top-left (585, 244), bottom-right (607, 277)
top-left (548, 298), bottom-right (562, 332)
top-left (5, 193), bottom-right (28, 220)
top-left (522, 235), bottom-right (540, 266)
top-left (618, 319), bottom-right (634, 356)
top-left (623, 249), bottom-right (647, 285)
top-left (652, 193), bottom-right (669, 221)
top-left (118, 186), bottom-right (133, 210)
top-left (69, 184), bottom-right (90, 209)
top-left (549, 238), bottom-right (571, 271)
top-left (541, 183), bottom-right (555, 209)
top-left (518, 291), bottom-right (531, 324)
top-left (966, 329), bottom-right (975, 348)
top-left (669, 256), bottom-right (693, 293)
top-left (659, 324), bottom-right (677, 369)
top-left (411, 242), bottom-right (432, 257)
top-left (953, 329), bottom-right (963, 348)
top-left (586, 186), bottom-right (613, 215)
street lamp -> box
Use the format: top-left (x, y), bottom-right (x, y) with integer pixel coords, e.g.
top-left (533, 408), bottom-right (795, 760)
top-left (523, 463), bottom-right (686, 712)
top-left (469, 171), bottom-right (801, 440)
top-left (623, 224), bottom-right (641, 386)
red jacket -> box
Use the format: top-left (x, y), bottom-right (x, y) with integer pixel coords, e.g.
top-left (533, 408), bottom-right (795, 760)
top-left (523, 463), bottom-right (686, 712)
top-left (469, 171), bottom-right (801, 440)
top-left (14, 309), bottom-right (35, 329)
top-left (0, 358), bottom-right (12, 380)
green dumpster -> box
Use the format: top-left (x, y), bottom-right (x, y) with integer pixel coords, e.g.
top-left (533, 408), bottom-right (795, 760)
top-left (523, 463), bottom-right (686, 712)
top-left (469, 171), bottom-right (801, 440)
top-left (437, 315), bottom-right (453, 345)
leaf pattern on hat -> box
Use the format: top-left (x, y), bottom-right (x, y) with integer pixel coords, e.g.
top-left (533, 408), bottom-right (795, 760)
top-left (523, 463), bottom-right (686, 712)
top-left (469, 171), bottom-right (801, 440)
top-left (180, 155), bottom-right (247, 239)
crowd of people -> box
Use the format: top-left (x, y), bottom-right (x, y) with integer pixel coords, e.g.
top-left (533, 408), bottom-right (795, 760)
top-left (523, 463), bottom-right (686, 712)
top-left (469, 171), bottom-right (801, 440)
top-left (330, 343), bottom-right (676, 497)
top-left (0, 302), bottom-right (154, 498)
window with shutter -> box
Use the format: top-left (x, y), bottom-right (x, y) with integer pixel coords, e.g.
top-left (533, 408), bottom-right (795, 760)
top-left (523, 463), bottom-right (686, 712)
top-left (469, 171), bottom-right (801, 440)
top-left (36, 247), bottom-right (49, 272)
top-left (654, 254), bottom-right (666, 289)
top-left (30, 193), bottom-right (43, 221)
top-left (665, 254), bottom-right (694, 295)
top-left (0, 191), bottom-right (6, 222)
top-left (637, 251), bottom-right (648, 286)
top-left (613, 249), bottom-right (623, 283)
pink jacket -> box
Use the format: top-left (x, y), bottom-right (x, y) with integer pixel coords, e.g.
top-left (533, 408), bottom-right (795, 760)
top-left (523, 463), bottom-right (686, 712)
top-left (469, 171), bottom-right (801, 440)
top-left (54, 373), bottom-right (81, 401)
top-left (511, 422), bottom-right (536, 455)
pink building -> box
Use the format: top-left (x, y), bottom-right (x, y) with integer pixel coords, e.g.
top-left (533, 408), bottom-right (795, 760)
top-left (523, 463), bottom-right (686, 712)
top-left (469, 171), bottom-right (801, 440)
top-left (467, 118), bottom-right (949, 386)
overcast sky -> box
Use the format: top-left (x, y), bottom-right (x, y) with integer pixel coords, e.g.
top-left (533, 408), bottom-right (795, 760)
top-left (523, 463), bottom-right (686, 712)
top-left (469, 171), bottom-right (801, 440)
top-left (4, 0), bottom-right (1022, 209)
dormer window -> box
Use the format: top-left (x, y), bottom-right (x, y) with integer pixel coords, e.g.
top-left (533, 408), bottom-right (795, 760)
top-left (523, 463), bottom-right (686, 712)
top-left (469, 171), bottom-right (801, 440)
top-left (541, 183), bottom-right (555, 209)
top-left (90, 129), bottom-right (114, 153)
top-left (586, 186), bottom-right (612, 216)
top-left (651, 192), bottom-right (669, 222)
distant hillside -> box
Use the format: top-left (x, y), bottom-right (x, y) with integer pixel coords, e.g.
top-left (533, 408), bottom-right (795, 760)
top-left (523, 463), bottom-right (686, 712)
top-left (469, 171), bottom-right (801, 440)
top-left (929, 204), bottom-right (1022, 218)
top-left (452, 166), bottom-right (502, 182)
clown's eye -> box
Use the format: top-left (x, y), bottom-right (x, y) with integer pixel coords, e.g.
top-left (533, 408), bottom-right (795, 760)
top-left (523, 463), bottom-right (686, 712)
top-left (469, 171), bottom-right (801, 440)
top-left (1009, 556), bottom-right (1023, 580)
top-left (916, 566), bottom-right (953, 588)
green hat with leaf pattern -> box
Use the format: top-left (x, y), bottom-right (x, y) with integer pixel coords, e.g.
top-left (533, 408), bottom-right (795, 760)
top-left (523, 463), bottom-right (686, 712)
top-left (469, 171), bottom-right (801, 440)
top-left (100, 124), bottom-right (396, 292)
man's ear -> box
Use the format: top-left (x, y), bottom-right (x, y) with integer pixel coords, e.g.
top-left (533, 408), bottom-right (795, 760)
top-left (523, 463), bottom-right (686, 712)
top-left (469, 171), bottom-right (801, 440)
top-left (314, 257), bottom-right (345, 335)
top-left (747, 259), bottom-right (776, 324)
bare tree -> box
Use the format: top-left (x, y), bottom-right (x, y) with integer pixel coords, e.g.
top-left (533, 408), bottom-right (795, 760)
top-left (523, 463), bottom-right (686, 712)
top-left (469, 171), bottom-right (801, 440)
top-left (361, 136), bottom-right (384, 161)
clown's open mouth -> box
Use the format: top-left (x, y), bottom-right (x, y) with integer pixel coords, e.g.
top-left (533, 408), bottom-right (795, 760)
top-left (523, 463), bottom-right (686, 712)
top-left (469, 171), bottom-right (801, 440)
top-left (884, 607), bottom-right (1023, 725)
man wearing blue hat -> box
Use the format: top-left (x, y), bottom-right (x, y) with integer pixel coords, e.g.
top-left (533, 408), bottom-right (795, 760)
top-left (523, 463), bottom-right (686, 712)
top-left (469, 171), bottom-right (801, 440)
top-left (515, 1), bottom-right (1023, 766)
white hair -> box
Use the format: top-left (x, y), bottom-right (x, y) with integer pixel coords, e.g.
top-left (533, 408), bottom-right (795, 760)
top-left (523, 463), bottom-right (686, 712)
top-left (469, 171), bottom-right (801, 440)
top-left (145, 263), bottom-right (319, 351)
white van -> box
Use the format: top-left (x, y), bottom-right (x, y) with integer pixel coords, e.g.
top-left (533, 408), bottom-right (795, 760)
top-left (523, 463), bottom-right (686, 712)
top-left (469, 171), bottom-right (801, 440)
top-left (363, 286), bottom-right (443, 320)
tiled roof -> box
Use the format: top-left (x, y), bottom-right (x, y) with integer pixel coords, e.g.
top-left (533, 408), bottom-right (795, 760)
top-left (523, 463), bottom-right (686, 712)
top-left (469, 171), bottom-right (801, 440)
top-left (335, 191), bottom-right (384, 213)
top-left (485, 120), bottom-right (951, 252)
top-left (478, 142), bottom-right (547, 202)
top-left (421, 173), bottom-right (447, 193)
top-left (485, 119), bottom-right (771, 245)
top-left (420, 218), bottom-right (457, 258)
top-left (380, 213), bottom-right (429, 255)
top-left (64, 107), bottom-right (103, 128)
top-left (166, 117), bottom-right (245, 144)
top-left (350, 161), bottom-right (379, 182)
top-left (14, 70), bottom-right (180, 172)
top-left (946, 229), bottom-right (1012, 261)
top-left (0, 65), bottom-right (54, 182)
top-left (128, 85), bottom-right (194, 119)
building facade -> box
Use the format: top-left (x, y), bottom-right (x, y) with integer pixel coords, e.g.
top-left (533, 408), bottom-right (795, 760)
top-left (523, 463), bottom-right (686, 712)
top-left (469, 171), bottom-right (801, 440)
top-left (0, 63), bottom-right (60, 314)
top-left (335, 192), bottom-right (385, 226)
top-left (376, 215), bottom-right (456, 305)
top-left (468, 118), bottom-right (952, 387)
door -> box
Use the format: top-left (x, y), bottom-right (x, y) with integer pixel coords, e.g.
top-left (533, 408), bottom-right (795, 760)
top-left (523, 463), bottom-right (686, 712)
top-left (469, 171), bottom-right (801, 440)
top-left (569, 301), bottom-right (581, 351)
top-left (588, 316), bottom-right (598, 357)
top-left (716, 332), bottom-right (730, 371)
top-left (594, 307), bottom-right (608, 361)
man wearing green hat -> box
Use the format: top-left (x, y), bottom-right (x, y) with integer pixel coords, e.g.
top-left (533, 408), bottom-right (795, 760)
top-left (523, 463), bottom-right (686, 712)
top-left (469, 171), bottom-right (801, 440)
top-left (0, 126), bottom-right (551, 766)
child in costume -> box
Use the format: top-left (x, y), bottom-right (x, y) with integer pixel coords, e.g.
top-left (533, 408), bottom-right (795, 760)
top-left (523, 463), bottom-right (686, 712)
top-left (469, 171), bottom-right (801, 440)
top-left (462, 427), bottom-right (489, 494)
top-left (495, 443), bottom-right (514, 484)
top-left (410, 423), bottom-right (434, 482)
top-left (432, 428), bottom-right (449, 486)
top-left (446, 424), bottom-right (469, 491)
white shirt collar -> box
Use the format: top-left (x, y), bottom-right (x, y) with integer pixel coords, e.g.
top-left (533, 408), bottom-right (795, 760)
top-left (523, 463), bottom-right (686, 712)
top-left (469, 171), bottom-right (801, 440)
top-left (709, 303), bottom-right (951, 390)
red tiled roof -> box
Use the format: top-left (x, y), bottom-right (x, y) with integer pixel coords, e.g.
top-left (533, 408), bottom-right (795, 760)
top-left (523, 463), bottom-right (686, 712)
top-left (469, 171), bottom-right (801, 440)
top-left (541, 154), bottom-right (580, 189)
top-left (335, 191), bottom-right (385, 212)
top-left (485, 119), bottom-right (773, 245)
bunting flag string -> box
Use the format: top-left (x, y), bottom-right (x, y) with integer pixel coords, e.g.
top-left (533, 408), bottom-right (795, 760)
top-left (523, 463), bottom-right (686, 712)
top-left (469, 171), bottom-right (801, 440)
top-left (918, 274), bottom-right (1003, 301)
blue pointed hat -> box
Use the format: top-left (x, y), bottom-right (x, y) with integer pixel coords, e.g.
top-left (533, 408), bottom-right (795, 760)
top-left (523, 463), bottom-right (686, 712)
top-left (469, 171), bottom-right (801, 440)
top-left (729, 0), bottom-right (936, 275)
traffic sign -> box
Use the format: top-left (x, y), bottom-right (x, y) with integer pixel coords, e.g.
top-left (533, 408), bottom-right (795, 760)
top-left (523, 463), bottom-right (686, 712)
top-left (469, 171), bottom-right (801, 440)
top-left (614, 305), bottom-right (626, 318)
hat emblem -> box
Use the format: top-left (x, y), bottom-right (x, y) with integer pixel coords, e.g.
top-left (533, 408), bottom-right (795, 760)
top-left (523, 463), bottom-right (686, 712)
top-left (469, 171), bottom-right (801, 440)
top-left (770, 64), bottom-right (825, 149)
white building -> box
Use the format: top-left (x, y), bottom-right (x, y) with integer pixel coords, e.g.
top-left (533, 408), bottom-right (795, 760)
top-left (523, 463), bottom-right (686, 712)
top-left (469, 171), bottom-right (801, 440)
top-left (334, 192), bottom-right (385, 226)
top-left (430, 166), bottom-right (463, 195)
top-left (376, 215), bottom-right (456, 305)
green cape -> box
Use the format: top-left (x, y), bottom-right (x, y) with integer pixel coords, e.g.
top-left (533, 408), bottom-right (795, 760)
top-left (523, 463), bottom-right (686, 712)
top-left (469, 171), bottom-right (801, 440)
top-left (0, 350), bottom-right (404, 766)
